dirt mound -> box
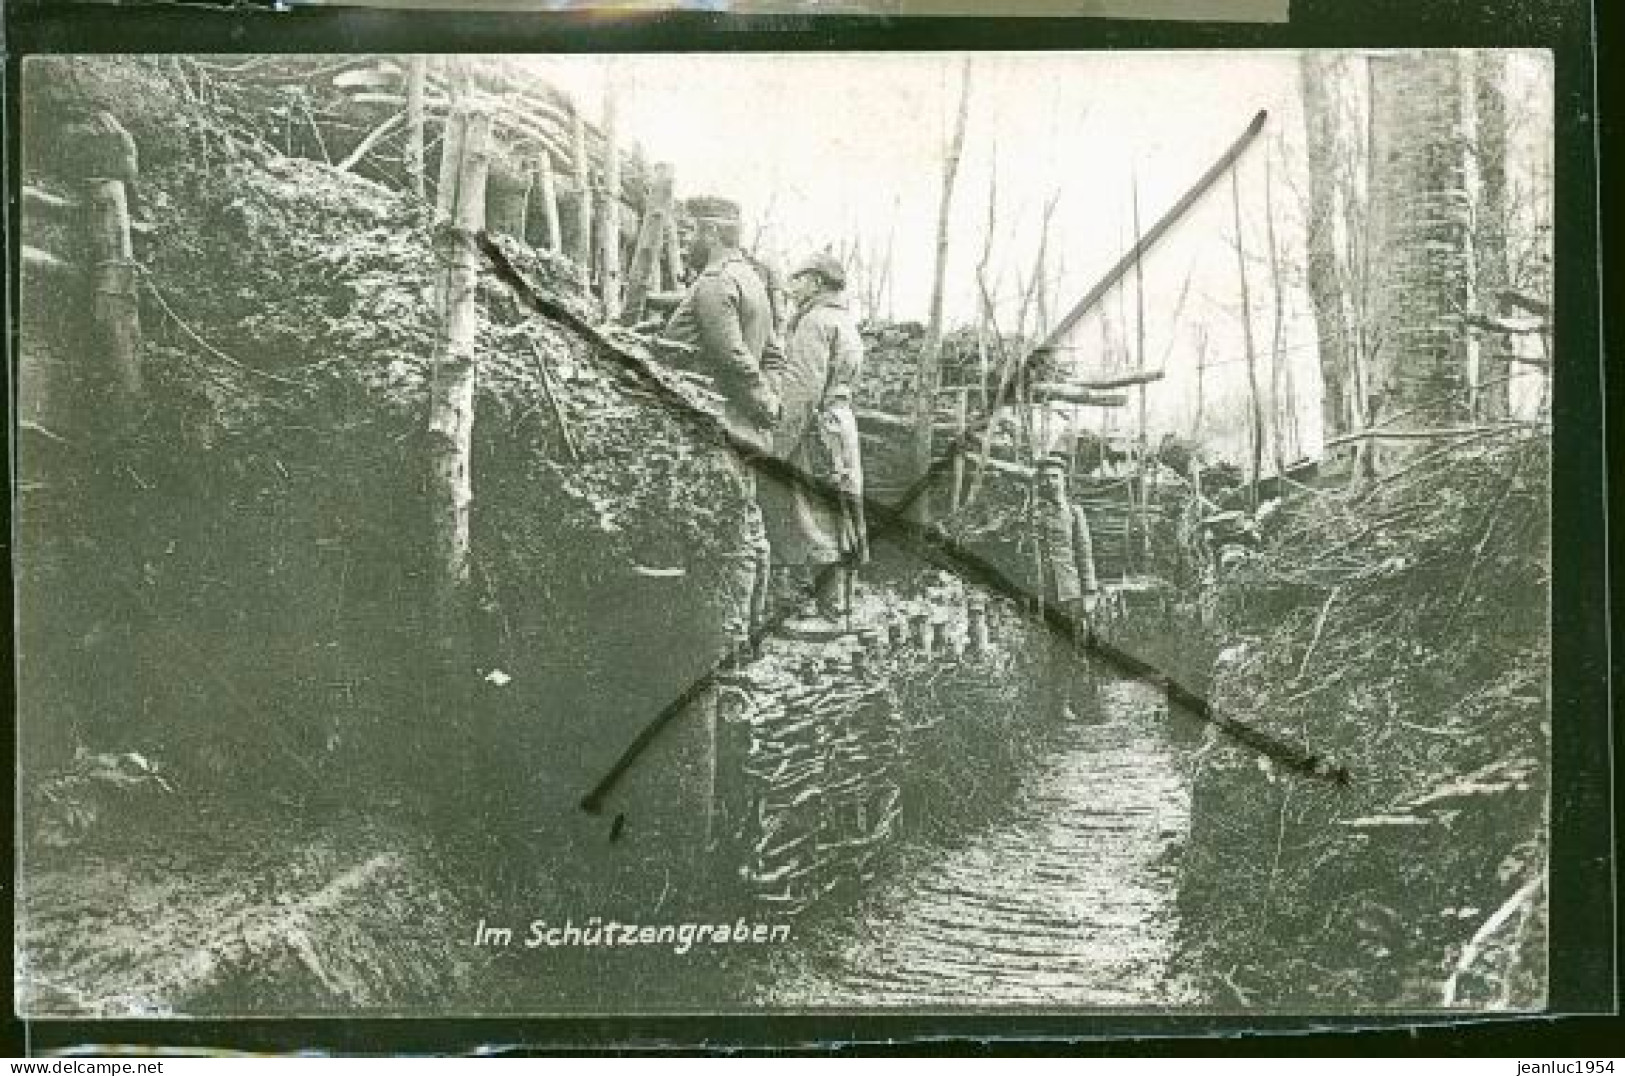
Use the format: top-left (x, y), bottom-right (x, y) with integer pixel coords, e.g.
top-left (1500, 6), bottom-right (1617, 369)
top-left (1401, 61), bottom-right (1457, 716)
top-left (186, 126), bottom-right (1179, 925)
top-left (1178, 433), bottom-right (1549, 1009)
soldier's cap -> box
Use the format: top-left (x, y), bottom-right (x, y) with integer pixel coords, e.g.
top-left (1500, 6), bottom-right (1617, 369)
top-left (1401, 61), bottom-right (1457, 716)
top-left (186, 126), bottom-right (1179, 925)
top-left (1035, 454), bottom-right (1069, 475)
top-left (685, 196), bottom-right (742, 226)
top-left (790, 250), bottom-right (848, 289)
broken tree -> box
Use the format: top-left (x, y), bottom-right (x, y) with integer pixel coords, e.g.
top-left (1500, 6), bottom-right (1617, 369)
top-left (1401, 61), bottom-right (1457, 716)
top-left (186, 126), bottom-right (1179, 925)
top-left (427, 81), bottom-right (494, 698)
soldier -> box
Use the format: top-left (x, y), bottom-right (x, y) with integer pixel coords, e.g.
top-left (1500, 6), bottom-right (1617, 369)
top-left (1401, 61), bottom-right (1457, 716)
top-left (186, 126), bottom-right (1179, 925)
top-left (760, 251), bottom-right (868, 625)
top-left (1033, 454), bottom-right (1102, 720)
top-left (661, 196), bottom-right (783, 646)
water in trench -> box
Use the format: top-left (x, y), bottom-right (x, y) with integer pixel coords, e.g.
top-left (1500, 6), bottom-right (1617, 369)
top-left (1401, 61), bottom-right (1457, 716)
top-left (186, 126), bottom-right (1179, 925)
top-left (767, 676), bottom-right (1198, 1009)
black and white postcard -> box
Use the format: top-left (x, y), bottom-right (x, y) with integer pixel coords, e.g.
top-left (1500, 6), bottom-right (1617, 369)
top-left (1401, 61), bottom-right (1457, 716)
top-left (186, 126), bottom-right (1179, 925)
top-left (14, 48), bottom-right (1558, 1018)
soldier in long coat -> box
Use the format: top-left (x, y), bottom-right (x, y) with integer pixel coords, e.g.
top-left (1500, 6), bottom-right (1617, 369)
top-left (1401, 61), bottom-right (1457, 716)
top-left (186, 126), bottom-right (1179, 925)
top-left (1033, 454), bottom-right (1102, 719)
top-left (661, 197), bottom-right (783, 644)
top-left (760, 252), bottom-right (868, 622)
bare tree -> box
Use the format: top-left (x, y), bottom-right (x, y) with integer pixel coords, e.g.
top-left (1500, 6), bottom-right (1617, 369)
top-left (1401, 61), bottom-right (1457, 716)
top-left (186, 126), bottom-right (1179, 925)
top-left (1264, 140), bottom-right (1290, 474)
top-left (1299, 51), bottom-right (1355, 449)
top-left (404, 56), bottom-right (428, 199)
top-left (622, 161), bottom-right (674, 324)
top-left (1229, 165), bottom-right (1265, 504)
top-left (80, 113), bottom-right (145, 419)
top-left (571, 104), bottom-right (592, 284)
top-left (599, 69), bottom-right (623, 320)
top-left (909, 57), bottom-right (972, 522)
top-left (427, 68), bottom-right (494, 696)
top-left (536, 151), bottom-right (563, 256)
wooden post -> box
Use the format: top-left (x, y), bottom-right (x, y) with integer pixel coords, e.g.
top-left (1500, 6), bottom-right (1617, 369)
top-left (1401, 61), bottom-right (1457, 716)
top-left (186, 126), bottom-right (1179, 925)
top-left (84, 177), bottom-right (144, 412)
top-left (705, 687), bottom-right (733, 850)
top-left (599, 77), bottom-right (623, 320)
top-left (622, 161), bottom-right (674, 324)
top-left (862, 627), bottom-right (887, 661)
top-left (537, 152), bottom-right (563, 256)
top-left (664, 215), bottom-right (686, 289)
top-left (888, 615), bottom-right (909, 651)
top-left (948, 385), bottom-right (969, 514)
top-left (404, 56), bottom-right (428, 199)
top-left (911, 611), bottom-right (934, 659)
top-left (1131, 174), bottom-right (1150, 572)
top-left (966, 596), bottom-right (989, 659)
top-left (427, 99), bottom-right (494, 695)
top-left (571, 106), bottom-right (592, 283)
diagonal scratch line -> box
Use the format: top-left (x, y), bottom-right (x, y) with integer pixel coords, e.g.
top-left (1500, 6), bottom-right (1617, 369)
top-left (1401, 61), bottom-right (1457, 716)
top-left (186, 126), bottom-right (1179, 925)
top-left (478, 235), bottom-right (1349, 813)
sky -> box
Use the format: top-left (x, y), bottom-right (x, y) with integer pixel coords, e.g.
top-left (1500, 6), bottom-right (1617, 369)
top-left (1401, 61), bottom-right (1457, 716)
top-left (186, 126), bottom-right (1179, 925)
top-left (515, 50), bottom-right (1552, 470)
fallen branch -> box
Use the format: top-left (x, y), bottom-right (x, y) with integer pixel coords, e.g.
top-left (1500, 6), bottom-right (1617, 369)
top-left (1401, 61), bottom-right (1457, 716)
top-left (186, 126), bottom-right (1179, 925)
top-left (335, 113), bottom-right (403, 173)
top-left (1441, 874), bottom-right (1544, 1007)
top-left (1294, 585), bottom-right (1341, 683)
top-left (139, 270), bottom-right (312, 390)
top-left (1324, 422), bottom-right (1542, 449)
top-left (524, 338), bottom-right (580, 463)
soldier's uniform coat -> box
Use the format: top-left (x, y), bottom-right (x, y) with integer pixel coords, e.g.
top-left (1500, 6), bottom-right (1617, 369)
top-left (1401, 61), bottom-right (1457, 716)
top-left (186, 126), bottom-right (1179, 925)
top-left (663, 250), bottom-right (784, 453)
top-left (760, 292), bottom-right (868, 567)
top-left (662, 248), bottom-right (783, 636)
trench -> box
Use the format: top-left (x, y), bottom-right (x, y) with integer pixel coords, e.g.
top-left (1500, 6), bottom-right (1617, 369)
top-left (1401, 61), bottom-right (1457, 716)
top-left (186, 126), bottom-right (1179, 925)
top-left (17, 576), bottom-right (1205, 1016)
top-left (761, 674), bottom-right (1198, 1009)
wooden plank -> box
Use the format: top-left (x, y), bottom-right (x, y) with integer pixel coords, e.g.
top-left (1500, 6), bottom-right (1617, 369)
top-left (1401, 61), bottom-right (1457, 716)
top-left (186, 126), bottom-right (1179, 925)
top-left (1031, 384), bottom-right (1131, 406)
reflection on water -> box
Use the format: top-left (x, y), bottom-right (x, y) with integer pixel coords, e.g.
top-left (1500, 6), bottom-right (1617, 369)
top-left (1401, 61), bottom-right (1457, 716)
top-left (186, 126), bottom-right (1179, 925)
top-left (771, 678), bottom-right (1196, 1008)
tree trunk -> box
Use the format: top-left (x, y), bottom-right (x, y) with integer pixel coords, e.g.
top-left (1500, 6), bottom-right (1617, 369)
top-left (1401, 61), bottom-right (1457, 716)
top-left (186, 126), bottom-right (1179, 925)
top-left (664, 215), bottom-right (685, 290)
top-left (1365, 52), bottom-right (1475, 465)
top-left (404, 56), bottom-right (428, 199)
top-left (622, 162), bottom-right (674, 324)
top-left (599, 78), bottom-right (623, 320)
top-left (536, 152), bottom-right (563, 255)
top-left (1299, 52), bottom-right (1356, 449)
top-left (427, 101), bottom-right (494, 695)
top-left (84, 178), bottom-right (144, 419)
top-left (1471, 49), bottom-right (1513, 420)
top-left (1264, 143), bottom-right (1289, 474)
top-left (909, 58), bottom-right (972, 522)
top-left (571, 107), bottom-right (593, 283)
top-left (1131, 175), bottom-right (1150, 570)
top-left (1229, 168), bottom-right (1265, 506)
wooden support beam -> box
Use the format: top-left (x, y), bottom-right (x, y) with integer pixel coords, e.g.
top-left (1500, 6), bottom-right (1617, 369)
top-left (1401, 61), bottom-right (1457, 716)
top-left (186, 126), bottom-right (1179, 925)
top-left (664, 215), bottom-right (686, 289)
top-left (84, 177), bottom-right (144, 407)
top-left (536, 152), bottom-right (562, 256)
top-left (21, 245), bottom-right (76, 274)
top-left (599, 77), bottom-right (623, 320)
top-left (622, 162), bottom-right (674, 324)
top-left (571, 107), bottom-right (593, 282)
top-left (23, 185), bottom-right (79, 214)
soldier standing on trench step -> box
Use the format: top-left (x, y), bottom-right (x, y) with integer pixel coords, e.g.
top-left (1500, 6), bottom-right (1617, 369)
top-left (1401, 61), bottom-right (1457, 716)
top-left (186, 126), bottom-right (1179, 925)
top-left (661, 196), bottom-right (784, 650)
top-left (1034, 454), bottom-right (1103, 720)
top-left (760, 250), bottom-right (869, 627)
